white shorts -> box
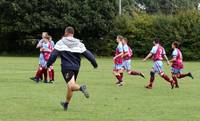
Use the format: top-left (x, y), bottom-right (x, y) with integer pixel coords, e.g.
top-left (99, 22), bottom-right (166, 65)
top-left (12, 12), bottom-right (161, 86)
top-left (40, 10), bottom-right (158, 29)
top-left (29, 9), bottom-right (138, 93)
top-left (113, 64), bottom-right (123, 71)
top-left (39, 53), bottom-right (47, 67)
top-left (153, 61), bottom-right (163, 74)
top-left (122, 59), bottom-right (131, 71)
top-left (171, 67), bottom-right (182, 74)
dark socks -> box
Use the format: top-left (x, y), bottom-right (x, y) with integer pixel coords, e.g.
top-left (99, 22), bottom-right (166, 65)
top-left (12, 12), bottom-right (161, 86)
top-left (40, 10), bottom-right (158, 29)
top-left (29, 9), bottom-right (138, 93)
top-left (61, 102), bottom-right (68, 110)
top-left (51, 70), bottom-right (54, 80)
top-left (80, 86), bottom-right (83, 91)
top-left (43, 68), bottom-right (48, 81)
top-left (64, 102), bottom-right (68, 106)
top-left (116, 73), bottom-right (123, 82)
top-left (49, 69), bottom-right (54, 81)
top-left (120, 73), bottom-right (123, 81)
top-left (149, 77), bottom-right (155, 87)
top-left (172, 76), bottom-right (179, 87)
top-left (129, 71), bottom-right (140, 75)
top-left (161, 74), bottom-right (171, 83)
top-left (148, 72), bottom-right (155, 87)
top-left (35, 68), bottom-right (43, 80)
top-left (177, 73), bottom-right (189, 79)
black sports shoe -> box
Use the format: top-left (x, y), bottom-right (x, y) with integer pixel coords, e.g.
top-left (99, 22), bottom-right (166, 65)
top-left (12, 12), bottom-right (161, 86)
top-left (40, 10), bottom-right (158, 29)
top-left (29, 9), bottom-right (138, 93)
top-left (145, 84), bottom-right (152, 89)
top-left (60, 102), bottom-right (68, 111)
top-left (175, 85), bottom-right (179, 88)
top-left (170, 80), bottom-right (175, 89)
top-left (43, 80), bottom-right (48, 83)
top-left (116, 81), bottom-right (122, 84)
top-left (30, 77), bottom-right (36, 81)
top-left (139, 73), bottom-right (145, 79)
top-left (188, 72), bottom-right (194, 79)
top-left (30, 77), bottom-right (40, 83)
top-left (49, 80), bottom-right (54, 84)
top-left (117, 81), bottom-right (124, 86)
top-left (80, 85), bottom-right (89, 98)
top-left (39, 76), bottom-right (43, 81)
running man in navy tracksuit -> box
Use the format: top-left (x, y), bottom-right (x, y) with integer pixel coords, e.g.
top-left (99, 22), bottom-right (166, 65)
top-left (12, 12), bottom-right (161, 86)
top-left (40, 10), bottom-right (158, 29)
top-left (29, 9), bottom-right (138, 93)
top-left (47, 27), bottom-right (98, 111)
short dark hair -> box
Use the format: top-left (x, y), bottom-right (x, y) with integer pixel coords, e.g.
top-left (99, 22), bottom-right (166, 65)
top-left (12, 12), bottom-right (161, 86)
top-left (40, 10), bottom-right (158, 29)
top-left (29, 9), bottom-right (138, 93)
top-left (154, 38), bottom-right (160, 44)
top-left (65, 26), bottom-right (74, 34)
top-left (172, 41), bottom-right (180, 48)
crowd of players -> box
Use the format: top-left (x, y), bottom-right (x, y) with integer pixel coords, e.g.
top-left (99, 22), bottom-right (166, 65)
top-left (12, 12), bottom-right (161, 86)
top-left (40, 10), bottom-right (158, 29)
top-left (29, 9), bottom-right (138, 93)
top-left (113, 35), bottom-right (194, 89)
top-left (30, 32), bottom-right (195, 89)
top-left (29, 28), bottom-right (194, 111)
top-left (30, 32), bottom-right (55, 83)
top-left (30, 27), bottom-right (98, 110)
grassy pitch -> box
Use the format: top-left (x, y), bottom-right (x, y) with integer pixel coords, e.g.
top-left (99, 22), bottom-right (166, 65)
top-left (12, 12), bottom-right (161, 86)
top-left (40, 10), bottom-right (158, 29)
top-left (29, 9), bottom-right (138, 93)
top-left (0, 57), bottom-right (199, 121)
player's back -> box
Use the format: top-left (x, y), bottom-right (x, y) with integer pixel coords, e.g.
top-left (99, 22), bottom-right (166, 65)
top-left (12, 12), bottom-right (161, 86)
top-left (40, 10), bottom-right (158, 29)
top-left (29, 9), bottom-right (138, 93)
top-left (59, 50), bottom-right (82, 71)
top-left (123, 44), bottom-right (132, 60)
top-left (47, 37), bottom-right (97, 71)
top-left (151, 44), bottom-right (165, 61)
top-left (172, 48), bottom-right (183, 69)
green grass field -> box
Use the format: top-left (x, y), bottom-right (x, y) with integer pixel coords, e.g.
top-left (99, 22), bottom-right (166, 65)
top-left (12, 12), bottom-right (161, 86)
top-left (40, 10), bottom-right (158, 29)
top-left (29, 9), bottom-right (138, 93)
top-left (0, 57), bottom-right (200, 121)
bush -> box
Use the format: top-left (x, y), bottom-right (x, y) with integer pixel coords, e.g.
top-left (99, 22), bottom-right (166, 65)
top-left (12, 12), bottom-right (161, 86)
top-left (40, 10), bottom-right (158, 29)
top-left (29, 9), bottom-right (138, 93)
top-left (0, 0), bottom-right (200, 60)
top-left (112, 10), bottom-right (200, 60)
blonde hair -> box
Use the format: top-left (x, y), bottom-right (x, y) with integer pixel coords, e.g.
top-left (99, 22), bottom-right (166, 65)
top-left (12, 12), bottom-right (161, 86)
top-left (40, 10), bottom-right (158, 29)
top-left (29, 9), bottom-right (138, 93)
top-left (42, 32), bottom-right (48, 38)
top-left (117, 35), bottom-right (123, 40)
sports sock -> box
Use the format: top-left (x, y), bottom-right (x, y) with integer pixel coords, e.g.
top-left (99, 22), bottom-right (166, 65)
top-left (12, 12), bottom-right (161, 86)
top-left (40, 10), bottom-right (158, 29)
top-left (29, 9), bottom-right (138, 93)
top-left (161, 74), bottom-right (171, 83)
top-left (64, 102), bottom-right (68, 105)
top-left (172, 76), bottom-right (178, 87)
top-left (177, 73), bottom-right (189, 79)
top-left (120, 73), bottom-right (123, 81)
top-left (80, 86), bottom-right (83, 91)
top-left (116, 74), bottom-right (122, 82)
top-left (49, 69), bottom-right (53, 81)
top-left (149, 77), bottom-right (154, 87)
top-left (51, 69), bottom-right (54, 80)
top-left (43, 68), bottom-right (48, 81)
top-left (61, 102), bottom-right (68, 110)
top-left (35, 67), bottom-right (43, 79)
top-left (129, 71), bottom-right (140, 75)
top-left (148, 72), bottom-right (155, 86)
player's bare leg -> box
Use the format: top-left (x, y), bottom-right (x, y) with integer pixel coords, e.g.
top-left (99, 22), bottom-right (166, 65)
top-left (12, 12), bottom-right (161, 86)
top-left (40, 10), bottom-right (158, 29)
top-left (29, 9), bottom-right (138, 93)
top-left (61, 76), bottom-right (77, 110)
top-left (61, 76), bottom-right (89, 110)
top-left (66, 85), bottom-right (73, 103)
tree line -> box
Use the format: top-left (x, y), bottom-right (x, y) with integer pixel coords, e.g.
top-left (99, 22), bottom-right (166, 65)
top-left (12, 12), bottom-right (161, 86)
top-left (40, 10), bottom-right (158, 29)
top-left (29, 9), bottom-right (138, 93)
top-left (0, 0), bottom-right (199, 60)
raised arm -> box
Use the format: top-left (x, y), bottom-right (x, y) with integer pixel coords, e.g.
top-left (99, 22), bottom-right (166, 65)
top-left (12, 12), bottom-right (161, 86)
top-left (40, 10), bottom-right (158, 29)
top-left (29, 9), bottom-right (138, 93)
top-left (36, 39), bottom-right (43, 48)
top-left (47, 49), bottom-right (60, 68)
top-left (82, 50), bottom-right (98, 68)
